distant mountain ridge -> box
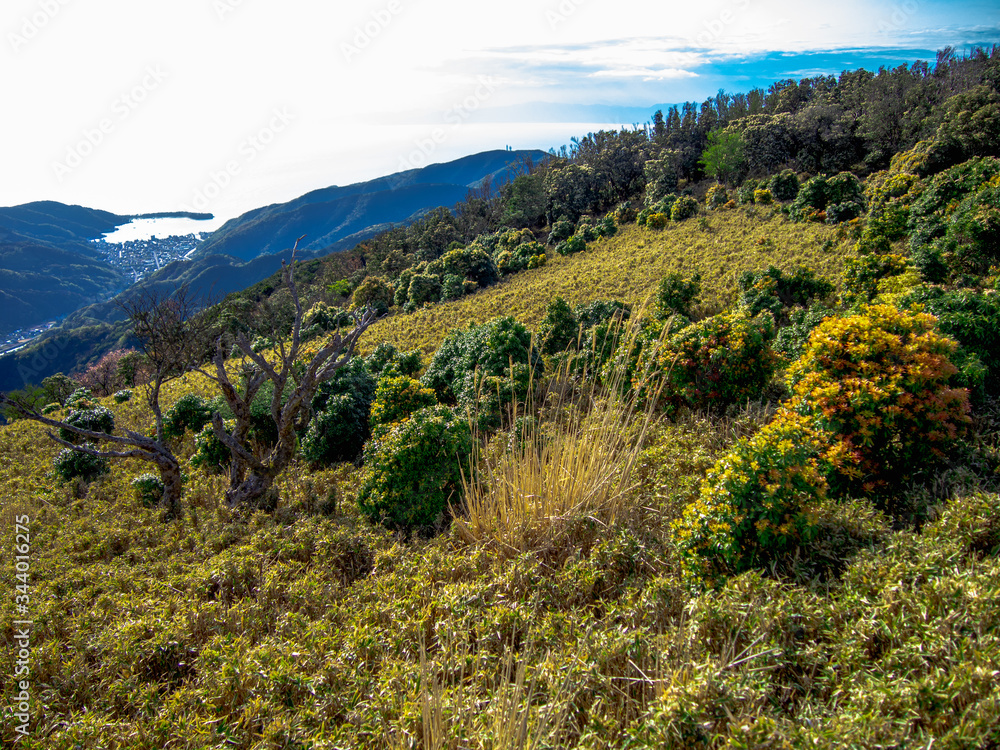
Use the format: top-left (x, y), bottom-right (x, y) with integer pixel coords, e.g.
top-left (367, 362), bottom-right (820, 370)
top-left (0, 201), bottom-right (127, 258)
top-left (0, 149), bottom-right (547, 388)
top-left (0, 202), bottom-right (138, 336)
top-left (194, 149), bottom-right (547, 261)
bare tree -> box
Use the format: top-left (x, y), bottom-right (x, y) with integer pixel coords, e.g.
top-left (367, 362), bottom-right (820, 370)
top-left (198, 239), bottom-right (378, 509)
top-left (1, 286), bottom-right (216, 519)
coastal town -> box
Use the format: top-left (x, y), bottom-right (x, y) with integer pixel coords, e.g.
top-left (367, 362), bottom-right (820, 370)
top-left (0, 232), bottom-right (209, 358)
top-left (0, 319), bottom-right (59, 357)
top-left (91, 232), bottom-right (206, 283)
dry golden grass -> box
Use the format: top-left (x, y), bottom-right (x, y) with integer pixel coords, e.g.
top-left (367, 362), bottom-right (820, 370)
top-left (454, 317), bottom-right (669, 556)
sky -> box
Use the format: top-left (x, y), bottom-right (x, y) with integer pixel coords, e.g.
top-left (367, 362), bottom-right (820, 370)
top-left (2, 0), bottom-right (998, 222)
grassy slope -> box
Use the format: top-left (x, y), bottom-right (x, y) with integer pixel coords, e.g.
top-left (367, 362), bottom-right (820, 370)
top-left (2, 207), bottom-right (999, 749)
top-left (362, 207), bottom-right (850, 355)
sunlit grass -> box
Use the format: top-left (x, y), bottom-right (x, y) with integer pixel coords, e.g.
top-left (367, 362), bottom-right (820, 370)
top-left (360, 208), bottom-right (851, 356)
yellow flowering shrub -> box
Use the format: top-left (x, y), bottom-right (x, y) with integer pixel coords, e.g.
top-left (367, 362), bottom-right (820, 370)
top-left (787, 304), bottom-right (971, 495)
top-left (677, 304), bottom-right (971, 584)
top-left (674, 411), bottom-right (837, 584)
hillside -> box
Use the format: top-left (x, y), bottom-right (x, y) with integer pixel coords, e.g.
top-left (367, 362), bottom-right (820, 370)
top-left (1, 193), bottom-right (998, 746)
top-left (0, 228), bottom-right (125, 337)
top-left (194, 149), bottom-right (547, 261)
top-left (2, 47), bottom-right (1000, 749)
top-left (360, 210), bottom-right (849, 356)
top-left (0, 150), bottom-right (548, 387)
top-left (0, 201), bottom-right (126, 255)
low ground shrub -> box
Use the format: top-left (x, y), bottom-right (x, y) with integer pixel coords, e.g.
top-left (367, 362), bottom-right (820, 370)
top-left (357, 405), bottom-right (473, 532)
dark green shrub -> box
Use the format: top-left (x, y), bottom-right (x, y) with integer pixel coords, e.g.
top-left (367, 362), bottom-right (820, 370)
top-left (113, 389), bottom-right (132, 403)
top-left (440, 274), bottom-right (465, 302)
top-left (132, 473), bottom-right (165, 507)
top-left (65, 388), bottom-right (94, 409)
top-left (300, 358), bottom-right (377, 466)
top-left (60, 407), bottom-right (115, 444)
top-left (769, 169), bottom-right (800, 201)
top-left (670, 196), bottom-right (698, 221)
top-left (548, 220), bottom-right (574, 244)
top-left (613, 201), bottom-right (636, 224)
top-left (357, 405), bottom-right (473, 532)
top-left (792, 173), bottom-right (865, 222)
top-left (573, 299), bottom-right (630, 330)
top-left (420, 317), bottom-right (541, 431)
top-left (430, 245), bottom-right (499, 289)
top-left (825, 172), bottom-right (865, 206)
top-left (555, 235), bottom-right (586, 256)
top-left (935, 181), bottom-right (1000, 279)
top-left (596, 215), bottom-right (617, 237)
top-left (655, 273), bottom-right (702, 320)
top-left (351, 276), bottom-right (394, 315)
top-left (537, 296), bottom-right (579, 355)
top-left (190, 421), bottom-right (232, 472)
top-left (842, 252), bottom-right (908, 305)
top-left (393, 269), bottom-right (413, 307)
top-left (576, 217), bottom-right (599, 242)
top-left (163, 394), bottom-right (215, 439)
top-left (908, 158), bottom-right (1000, 253)
top-left (407, 273), bottom-right (442, 307)
top-left (790, 175), bottom-right (828, 219)
top-left (54, 445), bottom-right (109, 483)
top-left (737, 179), bottom-right (759, 205)
top-left (364, 343), bottom-right (422, 379)
top-left (826, 201), bottom-right (864, 223)
top-left (774, 303), bottom-right (837, 360)
top-left (898, 285), bottom-right (1000, 399)
top-left (303, 302), bottom-right (353, 333)
top-left (738, 266), bottom-right (834, 322)
top-left (554, 300), bottom-right (633, 376)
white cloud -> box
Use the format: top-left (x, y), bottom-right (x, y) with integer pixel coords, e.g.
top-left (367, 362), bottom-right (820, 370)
top-left (0, 0), bottom-right (994, 220)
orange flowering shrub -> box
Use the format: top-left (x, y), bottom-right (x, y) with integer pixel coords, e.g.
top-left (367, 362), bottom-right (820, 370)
top-left (786, 304), bottom-right (971, 495)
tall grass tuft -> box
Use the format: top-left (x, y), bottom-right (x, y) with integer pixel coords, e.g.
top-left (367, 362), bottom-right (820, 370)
top-left (454, 311), bottom-right (671, 555)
